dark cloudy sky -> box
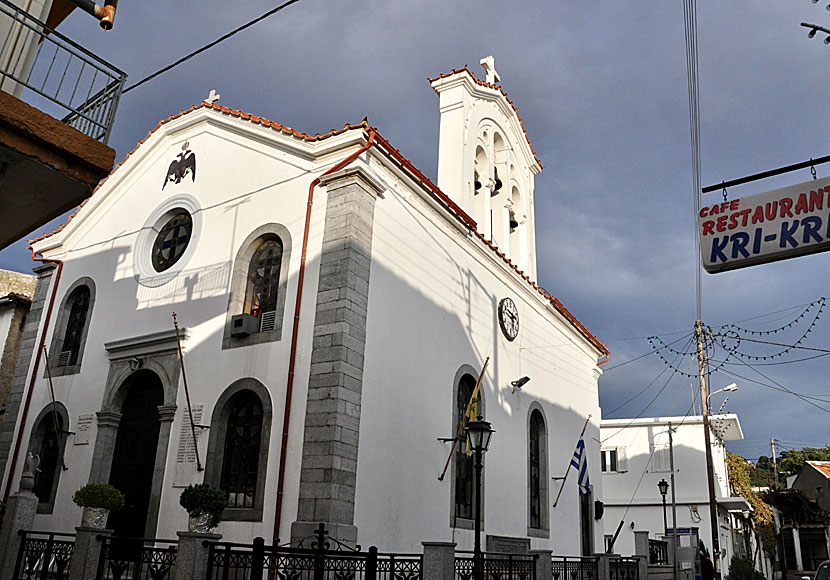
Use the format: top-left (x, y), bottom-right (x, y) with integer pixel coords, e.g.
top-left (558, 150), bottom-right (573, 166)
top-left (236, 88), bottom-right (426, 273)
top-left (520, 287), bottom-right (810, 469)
top-left (3, 1), bottom-right (829, 460)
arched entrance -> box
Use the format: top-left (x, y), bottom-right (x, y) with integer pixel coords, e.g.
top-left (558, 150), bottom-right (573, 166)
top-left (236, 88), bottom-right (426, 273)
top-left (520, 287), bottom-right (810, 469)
top-left (107, 369), bottom-right (164, 538)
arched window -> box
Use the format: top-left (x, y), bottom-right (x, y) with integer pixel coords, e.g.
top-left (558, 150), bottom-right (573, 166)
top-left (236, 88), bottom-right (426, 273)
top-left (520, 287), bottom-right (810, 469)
top-left (528, 408), bottom-right (548, 534)
top-left (454, 374), bottom-right (476, 521)
top-left (245, 237), bottom-right (283, 330)
top-left (223, 225), bottom-right (292, 350)
top-left (48, 278), bottom-right (95, 376)
top-left (220, 390), bottom-right (263, 508)
top-left (452, 369), bottom-right (483, 528)
top-left (60, 287), bottom-right (89, 366)
top-left (204, 378), bottom-right (272, 521)
top-left (27, 404), bottom-right (69, 514)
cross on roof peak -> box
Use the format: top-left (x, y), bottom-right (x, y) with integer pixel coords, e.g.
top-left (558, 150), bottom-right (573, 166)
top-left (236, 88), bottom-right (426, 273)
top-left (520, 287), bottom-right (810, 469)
top-left (480, 56), bottom-right (500, 84)
top-left (205, 89), bottom-right (220, 104)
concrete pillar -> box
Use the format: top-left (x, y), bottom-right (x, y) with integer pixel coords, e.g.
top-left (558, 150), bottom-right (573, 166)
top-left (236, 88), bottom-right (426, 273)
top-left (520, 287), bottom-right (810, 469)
top-left (176, 531), bottom-right (221, 580)
top-left (529, 550), bottom-right (552, 580)
top-left (792, 528), bottom-right (804, 571)
top-left (422, 542), bottom-right (456, 580)
top-left (0, 462), bottom-right (37, 580)
top-left (68, 527), bottom-right (112, 580)
top-left (634, 531), bottom-right (650, 557)
top-left (595, 554), bottom-right (611, 580)
top-left (635, 555), bottom-right (648, 580)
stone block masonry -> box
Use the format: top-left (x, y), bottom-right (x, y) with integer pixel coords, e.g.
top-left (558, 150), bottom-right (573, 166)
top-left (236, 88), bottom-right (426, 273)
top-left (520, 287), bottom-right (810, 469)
top-left (291, 165), bottom-right (383, 546)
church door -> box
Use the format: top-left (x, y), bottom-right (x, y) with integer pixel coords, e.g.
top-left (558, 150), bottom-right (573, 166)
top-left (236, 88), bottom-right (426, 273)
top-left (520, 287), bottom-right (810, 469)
top-left (108, 370), bottom-right (164, 539)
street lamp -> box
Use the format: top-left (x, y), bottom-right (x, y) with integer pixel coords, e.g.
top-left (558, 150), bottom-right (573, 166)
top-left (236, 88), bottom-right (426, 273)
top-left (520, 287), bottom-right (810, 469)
top-left (706, 383), bottom-right (737, 405)
top-left (465, 415), bottom-right (494, 580)
top-left (658, 478), bottom-right (669, 535)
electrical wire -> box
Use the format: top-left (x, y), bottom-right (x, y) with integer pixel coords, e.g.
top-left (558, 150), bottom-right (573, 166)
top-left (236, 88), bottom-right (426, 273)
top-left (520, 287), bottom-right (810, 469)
top-left (715, 364), bottom-right (830, 410)
top-left (604, 335), bottom-right (695, 416)
top-left (603, 333), bottom-right (693, 372)
top-left (683, 0), bottom-right (702, 320)
top-left (123, 0), bottom-right (304, 94)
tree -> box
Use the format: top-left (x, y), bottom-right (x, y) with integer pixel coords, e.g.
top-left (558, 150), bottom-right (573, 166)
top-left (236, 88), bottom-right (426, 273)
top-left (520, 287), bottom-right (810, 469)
top-left (778, 446), bottom-right (830, 477)
top-left (727, 452), bottom-right (775, 557)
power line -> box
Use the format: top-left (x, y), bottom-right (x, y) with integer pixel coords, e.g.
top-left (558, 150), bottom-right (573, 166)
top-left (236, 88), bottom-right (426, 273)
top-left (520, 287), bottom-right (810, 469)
top-left (603, 333), bottom-right (693, 372)
top-left (604, 335), bottom-right (695, 415)
top-left (715, 364), bottom-right (830, 411)
top-left (123, 0), bottom-right (304, 94)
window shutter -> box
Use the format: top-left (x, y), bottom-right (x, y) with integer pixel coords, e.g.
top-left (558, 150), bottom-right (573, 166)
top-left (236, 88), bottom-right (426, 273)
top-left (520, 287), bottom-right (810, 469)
top-left (616, 447), bottom-right (628, 472)
top-left (651, 444), bottom-right (670, 472)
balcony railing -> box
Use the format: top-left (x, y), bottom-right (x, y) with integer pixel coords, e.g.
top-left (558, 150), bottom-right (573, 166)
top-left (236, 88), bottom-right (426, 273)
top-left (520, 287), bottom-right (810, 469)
top-left (0, 0), bottom-right (125, 143)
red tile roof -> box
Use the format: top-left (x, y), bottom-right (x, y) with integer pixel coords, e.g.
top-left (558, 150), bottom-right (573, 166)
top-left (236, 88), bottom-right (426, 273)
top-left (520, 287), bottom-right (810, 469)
top-left (808, 461), bottom-right (830, 478)
top-left (29, 100), bottom-right (607, 358)
top-left (428, 66), bottom-right (543, 168)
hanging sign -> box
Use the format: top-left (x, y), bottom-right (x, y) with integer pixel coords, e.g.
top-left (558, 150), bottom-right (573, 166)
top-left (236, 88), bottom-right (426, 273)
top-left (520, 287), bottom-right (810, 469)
top-left (698, 176), bottom-right (830, 273)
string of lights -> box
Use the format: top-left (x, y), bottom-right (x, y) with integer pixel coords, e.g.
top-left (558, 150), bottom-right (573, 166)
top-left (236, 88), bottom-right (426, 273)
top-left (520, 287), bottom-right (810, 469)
top-left (716, 298), bottom-right (824, 361)
top-left (721, 298), bottom-right (823, 336)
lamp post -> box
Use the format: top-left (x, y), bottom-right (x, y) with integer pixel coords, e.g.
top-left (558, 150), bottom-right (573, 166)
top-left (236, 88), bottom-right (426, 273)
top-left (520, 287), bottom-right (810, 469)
top-left (706, 383), bottom-right (737, 408)
top-left (658, 478), bottom-right (669, 536)
top-left (465, 415), bottom-right (494, 580)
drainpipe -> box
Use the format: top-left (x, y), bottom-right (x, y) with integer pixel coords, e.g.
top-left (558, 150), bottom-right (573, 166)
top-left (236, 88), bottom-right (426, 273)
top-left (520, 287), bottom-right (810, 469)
top-left (67, 0), bottom-right (117, 29)
top-left (1, 248), bottom-right (63, 509)
top-left (272, 128), bottom-right (376, 543)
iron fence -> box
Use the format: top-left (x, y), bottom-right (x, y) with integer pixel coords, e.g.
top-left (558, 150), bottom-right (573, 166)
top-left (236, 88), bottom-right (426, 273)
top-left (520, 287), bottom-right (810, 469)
top-left (12, 530), bottom-right (75, 580)
top-left (551, 556), bottom-right (598, 580)
top-left (96, 536), bottom-right (177, 580)
top-left (455, 552), bottom-right (536, 580)
top-left (0, 0), bottom-right (125, 142)
top-left (648, 540), bottom-right (668, 565)
top-left (609, 557), bottom-right (639, 580)
top-left (208, 533), bottom-right (422, 580)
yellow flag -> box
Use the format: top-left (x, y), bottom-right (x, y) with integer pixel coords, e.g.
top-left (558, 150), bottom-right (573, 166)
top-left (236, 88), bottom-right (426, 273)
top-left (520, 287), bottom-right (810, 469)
top-left (464, 380), bottom-right (481, 456)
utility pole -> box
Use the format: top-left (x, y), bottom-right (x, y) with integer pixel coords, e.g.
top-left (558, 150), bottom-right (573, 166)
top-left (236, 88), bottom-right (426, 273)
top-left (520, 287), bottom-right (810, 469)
top-left (771, 438), bottom-right (779, 489)
top-left (695, 320), bottom-right (721, 579)
top-left (669, 422), bottom-right (679, 580)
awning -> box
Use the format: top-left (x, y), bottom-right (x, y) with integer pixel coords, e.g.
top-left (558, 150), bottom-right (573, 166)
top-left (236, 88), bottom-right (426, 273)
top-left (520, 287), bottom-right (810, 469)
top-left (717, 497), bottom-right (752, 512)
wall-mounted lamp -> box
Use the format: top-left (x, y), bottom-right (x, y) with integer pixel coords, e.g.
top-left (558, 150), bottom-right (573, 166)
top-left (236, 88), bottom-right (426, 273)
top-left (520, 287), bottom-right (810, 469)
top-left (511, 376), bottom-right (530, 393)
top-left (129, 357), bottom-right (143, 371)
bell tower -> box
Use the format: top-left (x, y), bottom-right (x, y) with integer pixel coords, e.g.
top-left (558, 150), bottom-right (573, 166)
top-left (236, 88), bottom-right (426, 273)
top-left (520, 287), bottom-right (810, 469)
top-left (431, 56), bottom-right (542, 279)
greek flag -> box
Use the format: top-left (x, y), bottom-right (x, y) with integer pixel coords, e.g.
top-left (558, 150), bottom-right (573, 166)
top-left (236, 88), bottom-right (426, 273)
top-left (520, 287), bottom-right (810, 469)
top-left (570, 438), bottom-right (590, 495)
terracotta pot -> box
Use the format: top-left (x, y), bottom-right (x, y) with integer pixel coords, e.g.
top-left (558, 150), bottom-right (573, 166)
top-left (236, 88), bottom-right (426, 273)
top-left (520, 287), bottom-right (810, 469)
top-left (82, 506), bottom-right (109, 528)
top-left (188, 512), bottom-right (214, 533)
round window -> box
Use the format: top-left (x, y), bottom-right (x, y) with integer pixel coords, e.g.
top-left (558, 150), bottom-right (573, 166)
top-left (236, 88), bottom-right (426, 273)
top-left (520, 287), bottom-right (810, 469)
top-left (151, 211), bottom-right (193, 272)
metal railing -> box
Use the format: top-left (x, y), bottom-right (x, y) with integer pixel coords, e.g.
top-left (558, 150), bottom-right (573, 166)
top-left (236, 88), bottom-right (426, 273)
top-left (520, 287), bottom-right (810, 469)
top-left (648, 540), bottom-right (668, 565)
top-left (95, 536), bottom-right (177, 580)
top-left (12, 530), bottom-right (75, 580)
top-left (551, 556), bottom-right (598, 580)
top-left (609, 557), bottom-right (639, 580)
top-left (455, 552), bottom-right (537, 580)
top-left (208, 534), bottom-right (422, 580)
top-left (0, 0), bottom-right (125, 143)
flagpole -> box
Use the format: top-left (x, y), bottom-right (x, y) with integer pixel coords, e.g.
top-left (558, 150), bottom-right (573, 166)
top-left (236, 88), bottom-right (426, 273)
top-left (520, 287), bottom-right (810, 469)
top-left (552, 414), bottom-right (591, 508)
top-left (173, 312), bottom-right (203, 472)
top-left (438, 356), bottom-right (490, 481)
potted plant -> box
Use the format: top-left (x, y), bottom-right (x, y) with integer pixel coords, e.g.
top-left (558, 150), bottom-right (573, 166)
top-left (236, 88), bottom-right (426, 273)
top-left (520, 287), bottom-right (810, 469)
top-left (72, 483), bottom-right (125, 528)
top-left (179, 483), bottom-right (227, 533)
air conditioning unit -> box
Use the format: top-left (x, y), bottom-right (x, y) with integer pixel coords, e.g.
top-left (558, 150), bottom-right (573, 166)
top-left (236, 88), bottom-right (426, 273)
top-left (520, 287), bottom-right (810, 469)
top-left (230, 313), bottom-right (259, 337)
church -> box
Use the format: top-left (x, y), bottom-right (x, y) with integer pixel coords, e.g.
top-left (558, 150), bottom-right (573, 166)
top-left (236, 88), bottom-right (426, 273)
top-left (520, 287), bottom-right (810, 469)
top-left (0, 58), bottom-right (609, 554)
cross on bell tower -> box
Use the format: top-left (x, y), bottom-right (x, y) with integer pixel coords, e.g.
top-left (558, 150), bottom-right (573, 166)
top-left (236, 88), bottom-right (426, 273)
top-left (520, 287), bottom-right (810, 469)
top-left (480, 56), bottom-right (500, 84)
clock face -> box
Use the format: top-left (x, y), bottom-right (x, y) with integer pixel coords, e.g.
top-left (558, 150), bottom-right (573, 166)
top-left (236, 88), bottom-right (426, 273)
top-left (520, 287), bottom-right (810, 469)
top-left (498, 297), bottom-right (519, 341)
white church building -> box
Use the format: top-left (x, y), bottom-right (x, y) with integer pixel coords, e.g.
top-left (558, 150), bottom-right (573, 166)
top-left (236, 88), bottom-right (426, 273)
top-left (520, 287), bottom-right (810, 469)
top-left (0, 58), bottom-right (609, 554)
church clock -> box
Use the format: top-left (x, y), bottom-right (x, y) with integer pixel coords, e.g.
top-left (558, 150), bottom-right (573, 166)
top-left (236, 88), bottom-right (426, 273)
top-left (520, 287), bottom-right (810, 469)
top-left (498, 297), bottom-right (519, 341)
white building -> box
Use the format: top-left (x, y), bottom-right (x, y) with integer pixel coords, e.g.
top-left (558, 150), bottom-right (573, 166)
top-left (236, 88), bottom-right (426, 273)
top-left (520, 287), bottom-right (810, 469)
top-left (0, 59), bottom-right (610, 554)
top-left (599, 415), bottom-right (764, 573)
